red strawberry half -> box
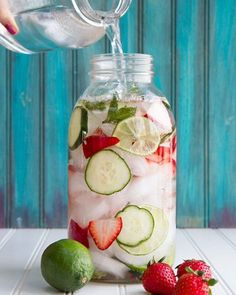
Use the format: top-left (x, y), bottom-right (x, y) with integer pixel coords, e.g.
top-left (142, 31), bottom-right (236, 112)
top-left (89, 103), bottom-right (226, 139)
top-left (68, 219), bottom-right (89, 248)
top-left (142, 261), bottom-right (176, 295)
top-left (177, 259), bottom-right (212, 280)
top-left (88, 217), bottom-right (122, 250)
top-left (82, 135), bottom-right (120, 158)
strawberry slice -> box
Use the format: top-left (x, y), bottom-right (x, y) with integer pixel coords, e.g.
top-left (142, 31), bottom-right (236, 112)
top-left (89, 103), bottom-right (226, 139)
top-left (172, 159), bottom-right (176, 176)
top-left (146, 146), bottom-right (171, 164)
top-left (171, 135), bottom-right (177, 153)
top-left (68, 219), bottom-right (89, 248)
top-left (146, 146), bottom-right (176, 176)
top-left (82, 135), bottom-right (120, 159)
top-left (88, 217), bottom-right (122, 250)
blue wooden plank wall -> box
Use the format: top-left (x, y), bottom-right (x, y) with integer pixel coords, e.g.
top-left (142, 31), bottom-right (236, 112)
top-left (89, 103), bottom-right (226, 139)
top-left (0, 0), bottom-right (236, 228)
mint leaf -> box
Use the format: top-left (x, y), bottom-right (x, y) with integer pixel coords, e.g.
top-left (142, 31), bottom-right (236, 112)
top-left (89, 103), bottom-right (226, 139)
top-left (103, 94), bottom-right (136, 123)
top-left (112, 107), bottom-right (136, 122)
top-left (83, 101), bottom-right (106, 111)
top-left (104, 95), bottom-right (118, 122)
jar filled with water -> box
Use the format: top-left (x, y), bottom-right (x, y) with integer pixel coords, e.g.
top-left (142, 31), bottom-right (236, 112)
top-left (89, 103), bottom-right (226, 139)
top-left (68, 18), bottom-right (176, 281)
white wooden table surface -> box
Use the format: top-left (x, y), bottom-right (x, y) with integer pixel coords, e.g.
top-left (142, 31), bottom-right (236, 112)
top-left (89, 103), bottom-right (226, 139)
top-left (0, 229), bottom-right (235, 295)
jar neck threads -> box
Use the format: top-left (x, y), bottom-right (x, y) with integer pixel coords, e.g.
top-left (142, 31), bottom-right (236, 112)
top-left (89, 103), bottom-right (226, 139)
top-left (90, 54), bottom-right (154, 83)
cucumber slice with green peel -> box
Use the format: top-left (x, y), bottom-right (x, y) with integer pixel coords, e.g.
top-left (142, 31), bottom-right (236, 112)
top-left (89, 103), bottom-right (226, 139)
top-left (85, 149), bottom-right (131, 195)
top-left (127, 263), bottom-right (147, 279)
top-left (69, 107), bottom-right (88, 150)
top-left (116, 205), bottom-right (154, 247)
top-left (117, 205), bottom-right (169, 256)
top-left (127, 263), bottom-right (147, 274)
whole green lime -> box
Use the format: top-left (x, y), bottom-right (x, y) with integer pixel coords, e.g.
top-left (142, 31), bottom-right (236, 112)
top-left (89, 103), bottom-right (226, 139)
top-left (41, 239), bottom-right (94, 292)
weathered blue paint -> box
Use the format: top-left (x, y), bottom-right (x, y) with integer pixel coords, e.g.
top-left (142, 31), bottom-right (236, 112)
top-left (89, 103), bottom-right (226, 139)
top-left (43, 50), bottom-right (72, 227)
top-left (143, 0), bottom-right (173, 101)
top-left (208, 0), bottom-right (236, 227)
top-left (0, 0), bottom-right (236, 227)
top-left (10, 53), bottom-right (41, 227)
top-left (175, 0), bottom-right (207, 227)
top-left (120, 0), bottom-right (139, 53)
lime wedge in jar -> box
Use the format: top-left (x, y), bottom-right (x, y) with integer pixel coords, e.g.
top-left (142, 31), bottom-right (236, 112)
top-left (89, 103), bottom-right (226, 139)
top-left (113, 117), bottom-right (160, 156)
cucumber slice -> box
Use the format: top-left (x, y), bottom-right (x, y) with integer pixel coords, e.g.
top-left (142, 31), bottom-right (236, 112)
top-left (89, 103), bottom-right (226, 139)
top-left (85, 149), bottom-right (131, 195)
top-left (127, 263), bottom-right (147, 274)
top-left (117, 206), bottom-right (169, 255)
top-left (126, 263), bottom-right (147, 279)
top-left (116, 205), bottom-right (154, 247)
top-left (69, 106), bottom-right (88, 150)
top-left (127, 263), bottom-right (147, 278)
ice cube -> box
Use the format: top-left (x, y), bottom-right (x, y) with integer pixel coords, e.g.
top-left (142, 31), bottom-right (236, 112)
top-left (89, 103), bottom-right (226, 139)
top-left (90, 250), bottom-right (128, 278)
top-left (69, 193), bottom-right (109, 227)
top-left (89, 237), bottom-right (114, 257)
top-left (113, 148), bottom-right (150, 177)
top-left (146, 100), bottom-right (173, 135)
top-left (87, 110), bottom-right (107, 135)
top-left (68, 170), bottom-right (88, 198)
top-left (101, 123), bottom-right (115, 136)
top-left (104, 193), bottom-right (129, 217)
top-left (122, 162), bottom-right (173, 206)
top-left (70, 146), bottom-right (87, 171)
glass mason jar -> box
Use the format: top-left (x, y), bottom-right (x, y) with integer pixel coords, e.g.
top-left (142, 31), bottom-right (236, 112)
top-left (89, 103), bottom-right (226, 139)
top-left (0, 0), bottom-right (131, 53)
top-left (68, 54), bottom-right (176, 283)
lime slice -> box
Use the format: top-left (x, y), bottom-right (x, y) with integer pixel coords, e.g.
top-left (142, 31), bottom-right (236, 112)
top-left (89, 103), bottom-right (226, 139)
top-left (117, 206), bottom-right (169, 256)
top-left (113, 117), bottom-right (160, 156)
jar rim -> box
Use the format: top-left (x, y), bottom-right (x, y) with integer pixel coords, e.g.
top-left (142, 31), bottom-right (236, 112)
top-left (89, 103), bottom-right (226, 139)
top-left (91, 53), bottom-right (153, 61)
top-left (90, 53), bottom-right (154, 83)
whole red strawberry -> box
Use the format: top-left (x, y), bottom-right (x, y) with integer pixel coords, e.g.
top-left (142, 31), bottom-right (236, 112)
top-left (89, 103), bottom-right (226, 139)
top-left (142, 262), bottom-right (176, 295)
top-left (177, 259), bottom-right (212, 280)
top-left (174, 272), bottom-right (217, 295)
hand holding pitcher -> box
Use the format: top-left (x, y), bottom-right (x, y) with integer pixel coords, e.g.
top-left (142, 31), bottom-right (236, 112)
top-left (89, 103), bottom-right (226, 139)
top-left (0, 0), bottom-right (18, 34)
